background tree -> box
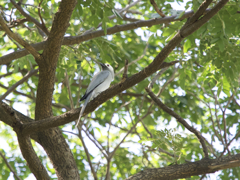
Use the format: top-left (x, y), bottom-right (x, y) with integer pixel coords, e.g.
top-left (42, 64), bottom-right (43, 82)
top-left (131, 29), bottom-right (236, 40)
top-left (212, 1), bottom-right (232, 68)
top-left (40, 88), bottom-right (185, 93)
top-left (0, 0), bottom-right (240, 179)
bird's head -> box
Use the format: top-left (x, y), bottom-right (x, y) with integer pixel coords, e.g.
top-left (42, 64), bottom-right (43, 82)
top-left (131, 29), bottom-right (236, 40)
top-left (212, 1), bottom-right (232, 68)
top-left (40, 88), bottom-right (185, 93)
top-left (100, 63), bottom-right (114, 79)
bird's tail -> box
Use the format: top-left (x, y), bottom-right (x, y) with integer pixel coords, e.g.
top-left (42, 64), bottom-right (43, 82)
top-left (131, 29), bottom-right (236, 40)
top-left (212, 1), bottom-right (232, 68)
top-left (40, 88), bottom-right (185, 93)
top-left (76, 92), bottom-right (92, 128)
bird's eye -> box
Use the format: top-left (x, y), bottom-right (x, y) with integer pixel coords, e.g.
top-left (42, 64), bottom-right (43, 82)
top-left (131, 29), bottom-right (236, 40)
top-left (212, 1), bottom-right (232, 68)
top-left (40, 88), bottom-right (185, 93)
top-left (107, 64), bottom-right (109, 66)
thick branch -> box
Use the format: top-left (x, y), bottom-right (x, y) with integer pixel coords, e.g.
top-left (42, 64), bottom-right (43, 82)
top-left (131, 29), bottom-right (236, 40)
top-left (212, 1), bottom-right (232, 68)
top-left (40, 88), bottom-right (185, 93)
top-left (180, 0), bottom-right (228, 37)
top-left (0, 102), bottom-right (80, 180)
top-left (35, 0), bottom-right (77, 119)
top-left (29, 1), bottom-right (81, 180)
top-left (125, 153), bottom-right (240, 180)
top-left (17, 135), bottom-right (51, 180)
top-left (1, 103), bottom-right (50, 180)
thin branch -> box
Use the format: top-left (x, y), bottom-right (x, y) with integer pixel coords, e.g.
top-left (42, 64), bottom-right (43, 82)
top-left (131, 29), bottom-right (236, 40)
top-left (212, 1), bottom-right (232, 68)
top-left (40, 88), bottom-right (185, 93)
top-left (0, 83), bottom-right (34, 99)
top-left (82, 126), bottom-right (108, 158)
top-left (145, 87), bottom-right (209, 158)
top-left (148, 67), bottom-right (168, 89)
top-left (0, 15), bottom-right (40, 59)
top-left (222, 93), bottom-right (234, 152)
top-left (120, 59), bottom-right (128, 83)
top-left (116, 42), bottom-right (149, 77)
top-left (0, 69), bottom-right (38, 101)
top-left (220, 129), bottom-right (240, 158)
top-left (109, 111), bottom-right (152, 159)
top-left (122, 15), bottom-right (140, 22)
top-left (211, 90), bottom-right (227, 151)
top-left (10, 0), bottom-right (49, 35)
top-left (0, 9), bottom-right (209, 65)
top-left (233, 98), bottom-right (240, 108)
top-left (0, 71), bottom-right (13, 79)
top-left (0, 151), bottom-right (22, 180)
top-left (186, 90), bottom-right (223, 144)
top-left (0, 83), bottom-right (70, 110)
top-left (38, 0), bottom-right (48, 34)
top-left (77, 126), bottom-right (98, 180)
top-left (158, 68), bottom-right (178, 95)
top-left (150, 0), bottom-right (165, 17)
top-left (0, 18), bottom-right (27, 31)
top-left (96, 0), bottom-right (142, 29)
top-left (65, 69), bottom-right (74, 109)
top-left (76, 67), bottom-right (82, 107)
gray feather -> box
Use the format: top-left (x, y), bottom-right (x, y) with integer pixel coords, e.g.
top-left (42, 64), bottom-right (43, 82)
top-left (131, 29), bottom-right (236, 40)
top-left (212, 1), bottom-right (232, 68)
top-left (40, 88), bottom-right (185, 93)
top-left (76, 92), bottom-right (92, 127)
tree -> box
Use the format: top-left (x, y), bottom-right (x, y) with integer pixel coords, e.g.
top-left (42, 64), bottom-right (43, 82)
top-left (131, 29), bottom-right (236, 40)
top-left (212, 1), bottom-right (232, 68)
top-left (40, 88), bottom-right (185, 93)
top-left (0, 0), bottom-right (240, 179)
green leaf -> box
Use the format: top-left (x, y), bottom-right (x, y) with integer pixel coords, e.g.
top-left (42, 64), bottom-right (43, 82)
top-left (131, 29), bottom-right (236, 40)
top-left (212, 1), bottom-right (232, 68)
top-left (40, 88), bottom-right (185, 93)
top-left (183, 39), bottom-right (192, 53)
top-left (102, 17), bottom-right (108, 35)
top-left (222, 75), bottom-right (231, 96)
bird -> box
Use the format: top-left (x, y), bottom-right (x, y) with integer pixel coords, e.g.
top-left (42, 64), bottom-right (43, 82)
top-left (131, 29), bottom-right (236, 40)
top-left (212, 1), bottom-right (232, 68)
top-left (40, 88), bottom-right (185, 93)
top-left (76, 63), bottom-right (114, 128)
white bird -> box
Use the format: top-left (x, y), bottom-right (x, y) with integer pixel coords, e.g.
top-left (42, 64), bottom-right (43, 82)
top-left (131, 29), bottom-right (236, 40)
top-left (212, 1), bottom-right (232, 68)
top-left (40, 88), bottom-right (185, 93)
top-left (76, 63), bottom-right (114, 127)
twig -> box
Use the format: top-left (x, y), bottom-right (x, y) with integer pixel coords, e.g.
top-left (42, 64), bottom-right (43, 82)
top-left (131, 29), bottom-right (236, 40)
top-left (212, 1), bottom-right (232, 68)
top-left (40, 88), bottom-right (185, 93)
top-left (200, 174), bottom-right (207, 180)
top-left (116, 43), bottom-right (149, 77)
top-left (211, 90), bottom-right (227, 152)
top-left (122, 15), bottom-right (140, 22)
top-left (10, 0), bottom-right (49, 35)
top-left (109, 112), bottom-right (152, 159)
top-left (150, 0), bottom-right (165, 17)
top-left (145, 87), bottom-right (209, 158)
top-left (233, 98), bottom-right (240, 108)
top-left (0, 72), bottom-right (13, 79)
top-left (96, 0), bottom-right (142, 29)
top-left (38, 0), bottom-right (48, 34)
top-left (0, 69), bottom-right (38, 101)
top-left (76, 67), bottom-right (82, 107)
top-left (82, 126), bottom-right (108, 158)
top-left (0, 151), bottom-right (22, 180)
top-left (222, 94), bottom-right (234, 144)
top-left (0, 18), bottom-right (27, 31)
top-left (186, 90), bottom-right (223, 144)
top-left (64, 69), bottom-right (74, 109)
top-left (120, 59), bottom-right (128, 83)
top-left (148, 67), bottom-right (168, 89)
top-left (158, 68), bottom-right (178, 95)
top-left (220, 128), bottom-right (240, 158)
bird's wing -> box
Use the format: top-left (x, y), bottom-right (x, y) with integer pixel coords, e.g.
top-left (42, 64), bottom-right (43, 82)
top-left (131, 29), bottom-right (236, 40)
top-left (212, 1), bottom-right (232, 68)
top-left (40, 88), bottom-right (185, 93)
top-left (80, 70), bottom-right (110, 101)
top-left (76, 70), bottom-right (110, 128)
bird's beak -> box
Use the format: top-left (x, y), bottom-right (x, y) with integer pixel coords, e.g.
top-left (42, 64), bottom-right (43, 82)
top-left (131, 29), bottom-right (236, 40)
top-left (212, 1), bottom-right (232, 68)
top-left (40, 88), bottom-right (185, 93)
top-left (100, 63), bottom-right (106, 68)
